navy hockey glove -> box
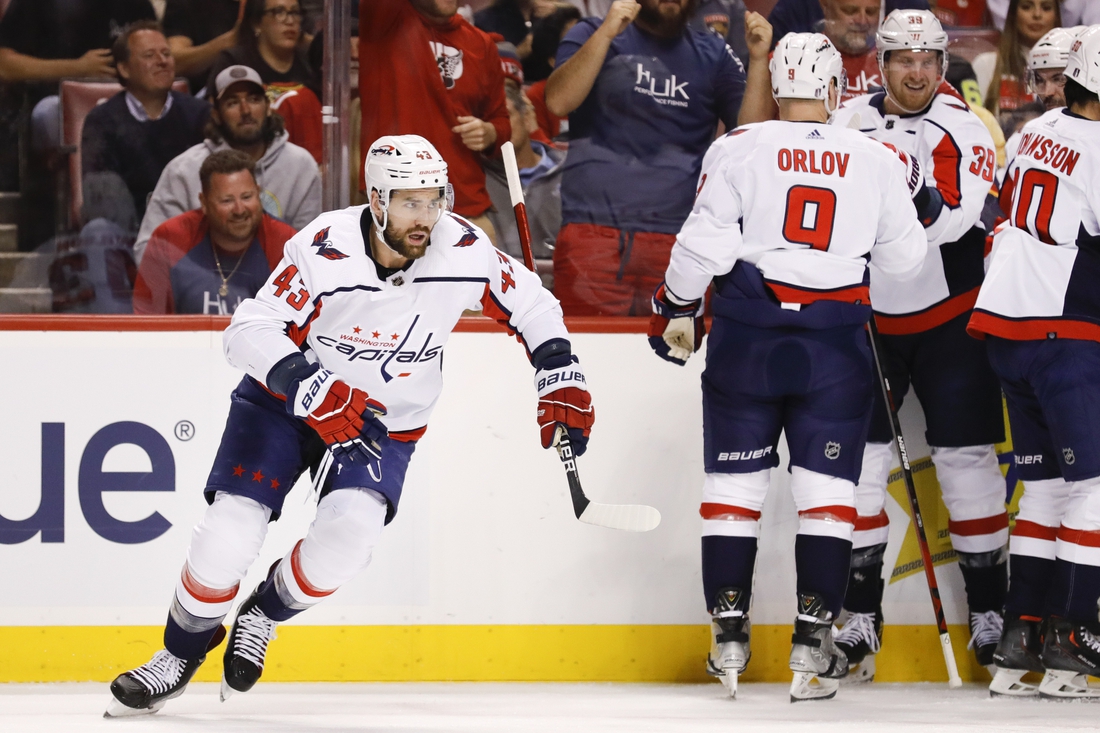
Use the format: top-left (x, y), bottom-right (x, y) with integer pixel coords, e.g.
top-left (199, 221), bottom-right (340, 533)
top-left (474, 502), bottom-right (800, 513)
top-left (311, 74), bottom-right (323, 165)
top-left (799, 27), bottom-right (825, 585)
top-left (534, 352), bottom-right (594, 456)
top-left (648, 283), bottom-right (705, 366)
top-left (285, 362), bottom-right (388, 463)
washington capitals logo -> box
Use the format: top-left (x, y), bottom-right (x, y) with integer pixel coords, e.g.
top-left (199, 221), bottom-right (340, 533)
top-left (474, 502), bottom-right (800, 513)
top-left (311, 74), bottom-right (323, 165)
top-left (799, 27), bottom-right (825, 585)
top-left (451, 215), bottom-right (478, 247)
top-left (311, 227), bottom-right (348, 260)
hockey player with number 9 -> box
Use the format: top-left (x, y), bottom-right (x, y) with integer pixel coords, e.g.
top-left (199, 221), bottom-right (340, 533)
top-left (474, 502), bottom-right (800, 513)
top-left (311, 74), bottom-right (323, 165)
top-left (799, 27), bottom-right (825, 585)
top-left (104, 134), bottom-right (595, 717)
top-left (969, 24), bottom-right (1100, 701)
top-left (829, 10), bottom-right (1008, 680)
top-left (648, 32), bottom-right (926, 701)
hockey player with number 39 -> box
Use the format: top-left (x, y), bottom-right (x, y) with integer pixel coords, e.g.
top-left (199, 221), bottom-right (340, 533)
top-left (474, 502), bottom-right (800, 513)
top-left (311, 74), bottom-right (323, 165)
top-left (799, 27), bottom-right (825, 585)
top-left (104, 134), bottom-right (595, 717)
top-left (829, 10), bottom-right (1008, 680)
top-left (969, 25), bottom-right (1100, 701)
top-left (648, 32), bottom-right (926, 701)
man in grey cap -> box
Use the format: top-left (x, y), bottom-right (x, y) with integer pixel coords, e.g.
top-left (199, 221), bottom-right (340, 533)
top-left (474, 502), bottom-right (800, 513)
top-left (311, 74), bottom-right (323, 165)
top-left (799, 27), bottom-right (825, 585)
top-left (134, 64), bottom-right (321, 263)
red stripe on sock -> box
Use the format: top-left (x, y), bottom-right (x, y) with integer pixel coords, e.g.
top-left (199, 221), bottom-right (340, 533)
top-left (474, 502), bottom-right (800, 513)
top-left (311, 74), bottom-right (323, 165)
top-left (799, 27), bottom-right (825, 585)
top-left (799, 505), bottom-right (857, 524)
top-left (180, 565), bottom-right (238, 604)
top-left (949, 513), bottom-right (1009, 536)
top-left (1057, 525), bottom-right (1100, 548)
top-left (1012, 520), bottom-right (1057, 541)
top-left (699, 503), bottom-right (761, 521)
top-left (289, 539), bottom-right (337, 598)
top-left (854, 510), bottom-right (889, 531)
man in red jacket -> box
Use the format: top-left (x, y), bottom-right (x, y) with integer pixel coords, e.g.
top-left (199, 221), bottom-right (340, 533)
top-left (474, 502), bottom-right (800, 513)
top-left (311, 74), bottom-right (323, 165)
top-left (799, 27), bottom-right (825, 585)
top-left (134, 149), bottom-right (297, 314)
top-left (360, 0), bottom-right (510, 242)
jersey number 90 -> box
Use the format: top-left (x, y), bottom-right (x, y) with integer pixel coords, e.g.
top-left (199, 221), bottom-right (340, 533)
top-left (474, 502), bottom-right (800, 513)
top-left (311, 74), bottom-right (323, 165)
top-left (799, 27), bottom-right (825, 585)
top-left (782, 185), bottom-right (837, 251)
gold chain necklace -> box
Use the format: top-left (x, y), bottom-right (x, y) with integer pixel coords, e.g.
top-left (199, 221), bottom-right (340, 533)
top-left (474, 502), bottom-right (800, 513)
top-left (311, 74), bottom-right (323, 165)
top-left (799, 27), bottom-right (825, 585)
top-left (211, 242), bottom-right (246, 297)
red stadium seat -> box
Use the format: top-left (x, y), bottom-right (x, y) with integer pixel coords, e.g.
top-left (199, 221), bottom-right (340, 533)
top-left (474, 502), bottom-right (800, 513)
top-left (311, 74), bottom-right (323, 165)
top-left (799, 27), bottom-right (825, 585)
top-left (59, 78), bottom-right (190, 229)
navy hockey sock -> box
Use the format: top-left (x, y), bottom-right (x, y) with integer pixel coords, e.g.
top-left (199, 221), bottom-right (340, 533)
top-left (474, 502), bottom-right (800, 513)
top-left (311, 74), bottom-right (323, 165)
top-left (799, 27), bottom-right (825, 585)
top-left (844, 543), bottom-right (886, 613)
top-left (1046, 559), bottom-right (1100, 624)
top-left (702, 536), bottom-right (757, 610)
top-left (164, 611), bottom-right (224, 661)
top-left (796, 534), bottom-right (853, 618)
top-left (255, 564), bottom-right (309, 623)
top-left (1004, 554), bottom-right (1055, 619)
top-left (957, 549), bottom-right (1008, 613)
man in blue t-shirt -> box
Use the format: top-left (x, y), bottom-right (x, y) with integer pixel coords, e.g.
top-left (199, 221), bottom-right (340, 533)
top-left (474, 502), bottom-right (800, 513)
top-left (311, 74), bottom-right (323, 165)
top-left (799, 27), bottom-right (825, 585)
top-left (545, 0), bottom-right (773, 316)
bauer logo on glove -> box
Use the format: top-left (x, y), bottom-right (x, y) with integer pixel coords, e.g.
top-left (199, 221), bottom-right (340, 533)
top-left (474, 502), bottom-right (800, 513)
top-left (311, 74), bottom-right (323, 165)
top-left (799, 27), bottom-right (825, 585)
top-left (533, 352), bottom-right (594, 456)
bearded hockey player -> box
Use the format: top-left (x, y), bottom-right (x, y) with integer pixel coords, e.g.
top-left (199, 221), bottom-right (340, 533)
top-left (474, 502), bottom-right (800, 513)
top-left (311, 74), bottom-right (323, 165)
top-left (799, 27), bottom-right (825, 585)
top-left (969, 24), bottom-right (1100, 701)
top-left (648, 32), bottom-right (926, 701)
top-left (104, 134), bottom-right (595, 717)
top-left (830, 10), bottom-right (1007, 680)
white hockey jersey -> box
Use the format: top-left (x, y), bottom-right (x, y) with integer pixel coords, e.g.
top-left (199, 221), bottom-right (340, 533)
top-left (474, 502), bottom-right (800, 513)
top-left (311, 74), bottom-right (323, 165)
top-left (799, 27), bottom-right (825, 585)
top-left (664, 120), bottom-right (926, 319)
top-left (832, 89), bottom-right (996, 333)
top-left (223, 207), bottom-right (568, 433)
top-left (970, 108), bottom-right (1100, 342)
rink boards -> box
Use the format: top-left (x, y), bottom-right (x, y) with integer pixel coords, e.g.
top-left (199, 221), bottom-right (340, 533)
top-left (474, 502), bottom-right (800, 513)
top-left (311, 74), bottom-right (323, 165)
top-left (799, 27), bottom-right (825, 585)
top-left (0, 316), bottom-right (1020, 683)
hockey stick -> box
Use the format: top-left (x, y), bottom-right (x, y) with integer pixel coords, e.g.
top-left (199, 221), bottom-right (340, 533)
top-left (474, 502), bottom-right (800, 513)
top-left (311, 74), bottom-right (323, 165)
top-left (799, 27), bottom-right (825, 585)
top-left (867, 315), bottom-right (963, 689)
top-left (500, 141), bottom-right (537, 272)
top-left (556, 426), bottom-right (661, 532)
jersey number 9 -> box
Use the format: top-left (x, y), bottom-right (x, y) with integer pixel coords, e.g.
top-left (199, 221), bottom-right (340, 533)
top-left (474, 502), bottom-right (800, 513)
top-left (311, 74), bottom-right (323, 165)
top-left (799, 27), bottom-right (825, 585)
top-left (782, 185), bottom-right (837, 252)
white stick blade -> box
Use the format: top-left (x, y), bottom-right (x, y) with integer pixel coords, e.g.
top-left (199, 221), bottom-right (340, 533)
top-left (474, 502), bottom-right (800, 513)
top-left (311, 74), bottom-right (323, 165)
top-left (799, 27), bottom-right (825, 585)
top-left (578, 502), bottom-right (661, 532)
top-left (940, 632), bottom-right (963, 688)
top-left (500, 141), bottom-right (525, 206)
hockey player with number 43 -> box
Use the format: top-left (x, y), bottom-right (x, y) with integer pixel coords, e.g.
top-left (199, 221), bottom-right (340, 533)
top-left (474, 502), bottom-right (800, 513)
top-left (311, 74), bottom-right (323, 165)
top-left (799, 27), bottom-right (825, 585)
top-left (648, 32), bottom-right (926, 701)
top-left (104, 134), bottom-right (595, 717)
top-left (969, 24), bottom-right (1100, 701)
top-left (829, 10), bottom-right (1008, 681)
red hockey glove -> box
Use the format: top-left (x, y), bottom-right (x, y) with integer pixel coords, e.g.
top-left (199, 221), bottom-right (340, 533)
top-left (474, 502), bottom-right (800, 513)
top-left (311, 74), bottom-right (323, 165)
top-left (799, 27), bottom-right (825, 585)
top-left (286, 365), bottom-right (388, 453)
top-left (648, 283), bottom-right (705, 366)
top-left (535, 354), bottom-right (594, 456)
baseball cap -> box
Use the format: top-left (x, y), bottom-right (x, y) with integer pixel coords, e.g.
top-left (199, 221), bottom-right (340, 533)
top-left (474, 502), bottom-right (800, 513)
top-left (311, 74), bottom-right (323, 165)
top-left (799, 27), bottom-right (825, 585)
top-left (497, 42), bottom-right (524, 86)
top-left (213, 65), bottom-right (265, 101)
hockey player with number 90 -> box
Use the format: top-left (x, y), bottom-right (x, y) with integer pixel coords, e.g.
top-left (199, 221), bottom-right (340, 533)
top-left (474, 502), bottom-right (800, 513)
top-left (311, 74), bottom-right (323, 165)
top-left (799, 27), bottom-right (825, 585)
top-left (104, 134), bottom-right (595, 717)
top-left (648, 32), bottom-right (926, 701)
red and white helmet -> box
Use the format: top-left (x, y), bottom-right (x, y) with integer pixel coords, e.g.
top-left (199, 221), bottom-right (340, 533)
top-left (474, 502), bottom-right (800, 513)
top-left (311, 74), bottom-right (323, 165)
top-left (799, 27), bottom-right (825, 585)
top-left (876, 9), bottom-right (949, 74)
top-left (364, 134), bottom-right (451, 229)
top-left (1029, 26), bottom-right (1089, 71)
top-left (1066, 25), bottom-right (1100, 96)
top-left (770, 33), bottom-right (846, 116)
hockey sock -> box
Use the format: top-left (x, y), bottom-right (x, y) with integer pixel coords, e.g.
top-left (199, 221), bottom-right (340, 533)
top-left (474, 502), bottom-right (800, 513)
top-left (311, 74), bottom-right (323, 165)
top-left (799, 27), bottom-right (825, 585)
top-left (164, 609), bottom-right (225, 660)
top-left (1046, 559), bottom-right (1100, 624)
top-left (844, 543), bottom-right (886, 613)
top-left (702, 536), bottom-right (757, 610)
top-left (957, 549), bottom-right (1008, 614)
top-left (1004, 554), bottom-right (1055, 618)
top-left (796, 534), bottom-right (853, 618)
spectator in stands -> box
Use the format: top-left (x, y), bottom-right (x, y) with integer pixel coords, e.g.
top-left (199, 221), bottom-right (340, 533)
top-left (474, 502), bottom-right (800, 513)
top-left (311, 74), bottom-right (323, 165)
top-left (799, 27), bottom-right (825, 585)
top-left (206, 0), bottom-right (322, 162)
top-left (766, 0), bottom-right (928, 45)
top-left (475, 0), bottom-right (559, 57)
top-left (134, 149), bottom-right (295, 314)
top-left (973, 0), bottom-right (1060, 131)
top-left (485, 70), bottom-right (565, 268)
top-left (689, 0), bottom-right (749, 67)
top-left (163, 0), bottom-right (245, 93)
top-left (0, 0), bottom-right (156, 248)
top-left (816, 0), bottom-right (883, 101)
top-left (931, 0), bottom-right (989, 27)
top-left (135, 64), bottom-right (320, 262)
top-left (82, 22), bottom-right (210, 223)
top-left (525, 4), bottom-right (582, 141)
top-left (544, 0), bottom-right (772, 316)
top-left (360, 0), bottom-right (511, 243)
top-left (988, 0), bottom-right (1097, 29)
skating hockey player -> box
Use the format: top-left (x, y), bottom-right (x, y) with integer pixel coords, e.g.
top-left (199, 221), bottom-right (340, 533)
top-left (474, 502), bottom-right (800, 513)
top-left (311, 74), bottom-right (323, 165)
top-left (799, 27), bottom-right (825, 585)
top-left (104, 134), bottom-right (595, 717)
top-left (648, 32), bottom-right (926, 702)
top-left (969, 24), bottom-right (1100, 701)
top-left (830, 10), bottom-right (1007, 681)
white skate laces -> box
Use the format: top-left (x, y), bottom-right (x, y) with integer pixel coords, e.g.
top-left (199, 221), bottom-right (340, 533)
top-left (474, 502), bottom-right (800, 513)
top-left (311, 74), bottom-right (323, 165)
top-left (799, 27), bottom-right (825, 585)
top-left (234, 607), bottom-right (278, 668)
top-left (967, 610), bottom-right (1004, 651)
top-left (835, 612), bottom-right (882, 654)
top-left (128, 650), bottom-right (186, 695)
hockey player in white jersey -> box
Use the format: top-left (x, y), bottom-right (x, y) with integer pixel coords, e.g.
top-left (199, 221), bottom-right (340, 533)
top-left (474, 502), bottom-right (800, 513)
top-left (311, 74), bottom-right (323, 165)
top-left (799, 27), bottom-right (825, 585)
top-left (648, 32), bottom-right (926, 702)
top-left (830, 10), bottom-right (1008, 679)
top-left (104, 135), bottom-right (595, 716)
top-left (969, 25), bottom-right (1100, 700)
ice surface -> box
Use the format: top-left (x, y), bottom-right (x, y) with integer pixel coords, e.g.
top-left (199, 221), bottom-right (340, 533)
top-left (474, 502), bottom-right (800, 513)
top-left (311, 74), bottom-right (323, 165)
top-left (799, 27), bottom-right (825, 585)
top-left (1, 682), bottom-right (1096, 733)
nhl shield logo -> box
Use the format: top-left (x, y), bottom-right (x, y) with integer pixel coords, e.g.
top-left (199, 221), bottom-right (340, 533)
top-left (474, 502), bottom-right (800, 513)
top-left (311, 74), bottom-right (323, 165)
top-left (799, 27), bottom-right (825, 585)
top-left (824, 442), bottom-right (841, 460)
top-left (1063, 447), bottom-right (1076, 465)
top-left (391, 276), bottom-right (404, 287)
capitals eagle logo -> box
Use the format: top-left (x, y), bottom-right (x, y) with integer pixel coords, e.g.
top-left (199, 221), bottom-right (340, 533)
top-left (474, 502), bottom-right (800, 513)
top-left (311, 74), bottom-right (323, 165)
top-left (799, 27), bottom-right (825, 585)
top-left (311, 227), bottom-right (348, 260)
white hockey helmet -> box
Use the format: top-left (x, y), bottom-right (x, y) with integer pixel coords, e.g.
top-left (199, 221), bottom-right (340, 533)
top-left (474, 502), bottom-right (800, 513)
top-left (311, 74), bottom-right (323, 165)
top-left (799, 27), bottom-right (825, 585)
top-left (876, 9), bottom-right (949, 75)
top-left (1029, 26), bottom-right (1088, 71)
top-left (364, 134), bottom-right (452, 231)
top-left (770, 33), bottom-right (846, 116)
top-left (1065, 25), bottom-right (1100, 96)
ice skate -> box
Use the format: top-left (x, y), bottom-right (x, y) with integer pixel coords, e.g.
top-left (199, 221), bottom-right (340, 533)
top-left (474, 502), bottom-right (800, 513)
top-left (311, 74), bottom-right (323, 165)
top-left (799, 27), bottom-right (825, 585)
top-left (221, 584), bottom-right (279, 701)
top-left (967, 609), bottom-right (1004, 673)
top-left (989, 614), bottom-right (1044, 698)
top-left (834, 610), bottom-right (882, 684)
top-left (789, 592), bottom-right (848, 702)
top-left (1037, 618), bottom-right (1100, 700)
top-left (105, 649), bottom-right (206, 717)
top-left (705, 587), bottom-right (751, 698)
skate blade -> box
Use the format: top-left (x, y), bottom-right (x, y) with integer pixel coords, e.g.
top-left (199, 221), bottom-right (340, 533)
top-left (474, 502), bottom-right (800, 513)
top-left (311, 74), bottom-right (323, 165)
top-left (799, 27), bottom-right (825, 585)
top-left (1038, 670), bottom-right (1100, 701)
top-left (989, 668), bottom-right (1039, 697)
top-left (220, 676), bottom-right (235, 703)
top-left (840, 656), bottom-right (875, 686)
top-left (790, 671), bottom-right (840, 702)
top-left (104, 697), bottom-right (165, 718)
top-left (719, 669), bottom-right (739, 699)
